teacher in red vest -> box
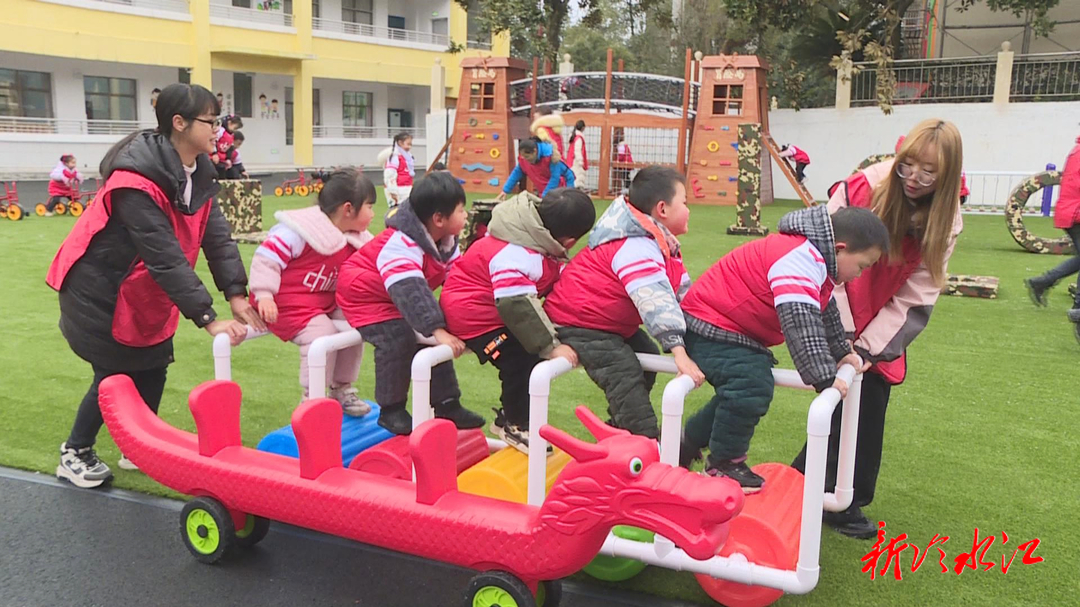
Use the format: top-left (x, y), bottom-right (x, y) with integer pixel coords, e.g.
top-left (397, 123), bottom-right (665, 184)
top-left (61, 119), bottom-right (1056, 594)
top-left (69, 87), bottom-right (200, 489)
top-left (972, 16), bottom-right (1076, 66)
top-left (791, 119), bottom-right (965, 538)
top-left (47, 83), bottom-right (263, 489)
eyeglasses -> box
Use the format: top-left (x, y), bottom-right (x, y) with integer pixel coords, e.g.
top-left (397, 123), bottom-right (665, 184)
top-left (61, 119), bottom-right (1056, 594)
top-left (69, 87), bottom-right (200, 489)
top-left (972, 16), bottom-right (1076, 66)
top-left (896, 162), bottom-right (936, 187)
top-left (192, 117), bottom-right (219, 128)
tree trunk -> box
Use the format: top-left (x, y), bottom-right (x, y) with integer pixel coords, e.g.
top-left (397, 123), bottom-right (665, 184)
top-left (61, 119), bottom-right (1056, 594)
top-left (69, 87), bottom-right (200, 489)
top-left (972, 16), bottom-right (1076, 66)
top-left (545, 0), bottom-right (570, 63)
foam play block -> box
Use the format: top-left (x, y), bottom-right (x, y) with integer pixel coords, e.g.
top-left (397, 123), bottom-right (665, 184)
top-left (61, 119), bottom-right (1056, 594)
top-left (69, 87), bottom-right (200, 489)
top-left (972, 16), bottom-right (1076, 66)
top-left (349, 428), bottom-right (489, 480)
top-left (257, 400), bottom-right (392, 467)
top-left (942, 274), bottom-right (999, 299)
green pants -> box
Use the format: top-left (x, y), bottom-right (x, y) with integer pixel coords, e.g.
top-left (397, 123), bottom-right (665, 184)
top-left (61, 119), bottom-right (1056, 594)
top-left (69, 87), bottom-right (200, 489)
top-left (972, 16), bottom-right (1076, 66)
top-left (556, 326), bottom-right (661, 438)
top-left (683, 331), bottom-right (775, 463)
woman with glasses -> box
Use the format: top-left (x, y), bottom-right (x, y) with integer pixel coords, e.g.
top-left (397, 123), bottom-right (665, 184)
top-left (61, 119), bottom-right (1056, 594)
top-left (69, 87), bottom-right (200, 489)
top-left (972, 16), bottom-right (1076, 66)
top-left (47, 83), bottom-right (265, 489)
top-left (791, 119), bottom-right (964, 539)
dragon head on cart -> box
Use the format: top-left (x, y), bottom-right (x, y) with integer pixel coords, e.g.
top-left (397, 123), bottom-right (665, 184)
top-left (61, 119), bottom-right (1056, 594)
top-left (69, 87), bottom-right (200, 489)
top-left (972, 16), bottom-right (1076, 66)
top-left (538, 407), bottom-right (744, 562)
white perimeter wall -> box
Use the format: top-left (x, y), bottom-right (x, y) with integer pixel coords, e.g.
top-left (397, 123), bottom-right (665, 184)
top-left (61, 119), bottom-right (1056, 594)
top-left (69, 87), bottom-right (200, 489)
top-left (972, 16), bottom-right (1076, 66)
top-left (767, 101), bottom-right (1080, 204)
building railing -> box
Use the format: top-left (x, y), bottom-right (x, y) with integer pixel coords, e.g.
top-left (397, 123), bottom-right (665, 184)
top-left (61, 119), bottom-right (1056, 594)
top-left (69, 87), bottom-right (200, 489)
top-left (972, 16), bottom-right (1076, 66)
top-left (840, 45), bottom-right (1080, 107)
top-left (58, 0), bottom-right (190, 12)
top-left (313, 125), bottom-right (426, 139)
top-left (0, 117), bottom-right (156, 135)
top-left (467, 39), bottom-right (493, 50)
top-left (851, 55), bottom-right (998, 106)
top-left (313, 17), bottom-right (449, 47)
top-left (1010, 51), bottom-right (1080, 102)
top-left (209, 2), bottom-right (293, 27)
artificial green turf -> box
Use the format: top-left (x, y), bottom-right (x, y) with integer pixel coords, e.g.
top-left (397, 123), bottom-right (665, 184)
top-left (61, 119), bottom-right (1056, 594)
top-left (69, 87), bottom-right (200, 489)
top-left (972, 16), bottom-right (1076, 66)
top-left (1, 191), bottom-right (1074, 605)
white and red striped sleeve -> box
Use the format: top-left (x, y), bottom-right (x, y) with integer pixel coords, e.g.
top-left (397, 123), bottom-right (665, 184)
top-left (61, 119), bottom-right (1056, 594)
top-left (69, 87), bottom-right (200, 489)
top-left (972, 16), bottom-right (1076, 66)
top-left (376, 231), bottom-right (426, 289)
top-left (254, 224), bottom-right (305, 269)
top-left (611, 236), bottom-right (668, 296)
top-left (489, 243), bottom-right (544, 299)
top-left (768, 240), bottom-right (828, 308)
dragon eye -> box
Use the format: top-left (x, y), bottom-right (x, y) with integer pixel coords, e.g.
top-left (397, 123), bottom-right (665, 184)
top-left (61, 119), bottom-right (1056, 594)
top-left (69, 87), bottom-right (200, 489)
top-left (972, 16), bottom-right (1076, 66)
top-left (628, 457), bottom-right (643, 476)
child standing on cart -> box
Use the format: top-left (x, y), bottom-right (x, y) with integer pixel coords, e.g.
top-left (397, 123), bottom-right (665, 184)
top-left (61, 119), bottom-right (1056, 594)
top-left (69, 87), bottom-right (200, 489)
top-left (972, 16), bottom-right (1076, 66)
top-left (679, 205), bottom-right (887, 493)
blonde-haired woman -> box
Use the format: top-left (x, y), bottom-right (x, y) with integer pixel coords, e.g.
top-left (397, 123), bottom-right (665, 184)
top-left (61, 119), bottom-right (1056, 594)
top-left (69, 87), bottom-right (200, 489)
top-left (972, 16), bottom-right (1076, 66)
top-left (791, 119), bottom-right (964, 538)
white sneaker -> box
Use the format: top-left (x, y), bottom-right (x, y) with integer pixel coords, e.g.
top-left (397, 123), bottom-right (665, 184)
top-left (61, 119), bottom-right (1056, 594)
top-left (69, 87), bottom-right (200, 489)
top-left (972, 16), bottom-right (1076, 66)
top-left (117, 454), bottom-right (139, 471)
top-left (56, 442), bottom-right (113, 488)
top-left (330, 386), bottom-right (371, 417)
top-left (44, 211), bottom-right (54, 217)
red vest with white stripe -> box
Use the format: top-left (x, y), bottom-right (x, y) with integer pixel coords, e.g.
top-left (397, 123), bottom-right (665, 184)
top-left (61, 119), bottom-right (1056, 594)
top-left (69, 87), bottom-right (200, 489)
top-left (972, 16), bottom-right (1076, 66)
top-left (336, 228), bottom-right (456, 328)
top-left (834, 170), bottom-right (923, 384)
top-left (440, 235), bottom-right (561, 340)
top-left (387, 151), bottom-right (414, 187)
top-left (545, 236), bottom-right (687, 338)
top-left (681, 234), bottom-right (834, 347)
top-left (790, 145), bottom-right (810, 164)
top-left (252, 232), bottom-right (356, 341)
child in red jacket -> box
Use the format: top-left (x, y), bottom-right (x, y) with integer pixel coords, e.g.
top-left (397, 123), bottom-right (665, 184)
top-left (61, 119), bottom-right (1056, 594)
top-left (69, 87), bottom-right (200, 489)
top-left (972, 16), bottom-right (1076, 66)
top-left (249, 168), bottom-right (376, 415)
top-left (440, 188), bottom-right (595, 453)
top-left (680, 205), bottom-right (887, 492)
top-left (779, 144), bottom-right (811, 184)
top-left (336, 172), bottom-right (484, 435)
top-left (46, 154), bottom-right (81, 216)
top-left (544, 166), bottom-right (705, 439)
top-left (1025, 133), bottom-right (1080, 343)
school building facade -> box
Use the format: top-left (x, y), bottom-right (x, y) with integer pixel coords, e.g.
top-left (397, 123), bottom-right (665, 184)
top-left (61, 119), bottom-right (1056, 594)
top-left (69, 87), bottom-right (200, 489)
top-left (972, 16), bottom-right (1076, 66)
top-left (0, 0), bottom-right (508, 177)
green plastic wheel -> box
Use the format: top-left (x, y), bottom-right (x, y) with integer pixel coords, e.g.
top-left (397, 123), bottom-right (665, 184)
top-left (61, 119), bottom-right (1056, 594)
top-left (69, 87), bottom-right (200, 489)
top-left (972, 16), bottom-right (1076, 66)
top-left (234, 513), bottom-right (270, 548)
top-left (464, 570), bottom-right (535, 607)
top-left (180, 497), bottom-right (234, 564)
top-left (581, 526), bottom-right (654, 582)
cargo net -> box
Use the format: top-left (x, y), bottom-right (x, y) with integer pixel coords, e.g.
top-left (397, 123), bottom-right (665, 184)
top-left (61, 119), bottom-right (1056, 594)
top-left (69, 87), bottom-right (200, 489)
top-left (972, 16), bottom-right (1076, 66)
top-left (510, 73), bottom-right (695, 117)
top-left (608, 127), bottom-right (681, 197)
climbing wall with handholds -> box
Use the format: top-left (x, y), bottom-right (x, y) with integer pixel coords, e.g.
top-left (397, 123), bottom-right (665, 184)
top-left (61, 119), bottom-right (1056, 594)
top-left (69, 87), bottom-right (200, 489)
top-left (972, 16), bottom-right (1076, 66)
top-left (449, 58), bottom-right (530, 196)
top-left (687, 54), bottom-right (773, 206)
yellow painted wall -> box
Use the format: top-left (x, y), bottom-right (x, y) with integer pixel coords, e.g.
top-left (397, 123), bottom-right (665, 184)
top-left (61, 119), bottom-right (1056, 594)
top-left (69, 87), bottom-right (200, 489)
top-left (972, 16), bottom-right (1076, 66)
top-left (1, 0), bottom-right (195, 67)
top-left (4, 0), bottom-right (509, 92)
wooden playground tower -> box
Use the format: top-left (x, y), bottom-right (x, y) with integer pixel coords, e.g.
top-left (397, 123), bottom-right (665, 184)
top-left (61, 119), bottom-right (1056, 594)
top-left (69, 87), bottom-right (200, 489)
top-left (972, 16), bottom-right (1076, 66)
top-left (437, 49), bottom-right (814, 232)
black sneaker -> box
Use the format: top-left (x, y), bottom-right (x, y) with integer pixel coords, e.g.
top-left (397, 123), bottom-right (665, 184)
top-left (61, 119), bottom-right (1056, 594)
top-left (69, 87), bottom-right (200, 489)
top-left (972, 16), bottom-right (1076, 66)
top-left (434, 401), bottom-right (485, 430)
top-left (703, 459), bottom-right (764, 494)
top-left (56, 442), bottom-right (113, 488)
top-left (823, 505), bottom-right (878, 539)
top-left (1025, 278), bottom-right (1050, 307)
top-left (377, 407), bottom-right (413, 436)
top-left (1068, 309), bottom-right (1080, 345)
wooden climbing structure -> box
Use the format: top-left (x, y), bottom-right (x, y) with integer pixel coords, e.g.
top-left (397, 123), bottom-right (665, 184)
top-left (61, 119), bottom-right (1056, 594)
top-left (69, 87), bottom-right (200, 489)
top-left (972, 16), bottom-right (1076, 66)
top-left (685, 55), bottom-right (774, 206)
top-left (441, 50), bottom-right (809, 214)
top-left (445, 57), bottom-right (530, 196)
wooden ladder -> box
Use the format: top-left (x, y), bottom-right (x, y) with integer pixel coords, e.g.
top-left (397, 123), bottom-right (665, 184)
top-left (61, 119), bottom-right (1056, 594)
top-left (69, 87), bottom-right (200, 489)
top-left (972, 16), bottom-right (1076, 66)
top-left (761, 133), bottom-right (815, 207)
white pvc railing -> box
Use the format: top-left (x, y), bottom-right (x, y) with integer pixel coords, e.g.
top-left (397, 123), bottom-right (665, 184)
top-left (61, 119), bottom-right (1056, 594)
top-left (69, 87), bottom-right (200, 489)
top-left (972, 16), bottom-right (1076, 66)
top-left (963, 170), bottom-right (1053, 214)
top-left (213, 320), bottom-right (362, 399)
top-left (209, 1), bottom-right (293, 27)
top-left (313, 17), bottom-right (449, 46)
top-left (313, 125), bottom-right (426, 140)
top-left (0, 117), bottom-right (156, 135)
top-left (408, 343), bottom-right (862, 595)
